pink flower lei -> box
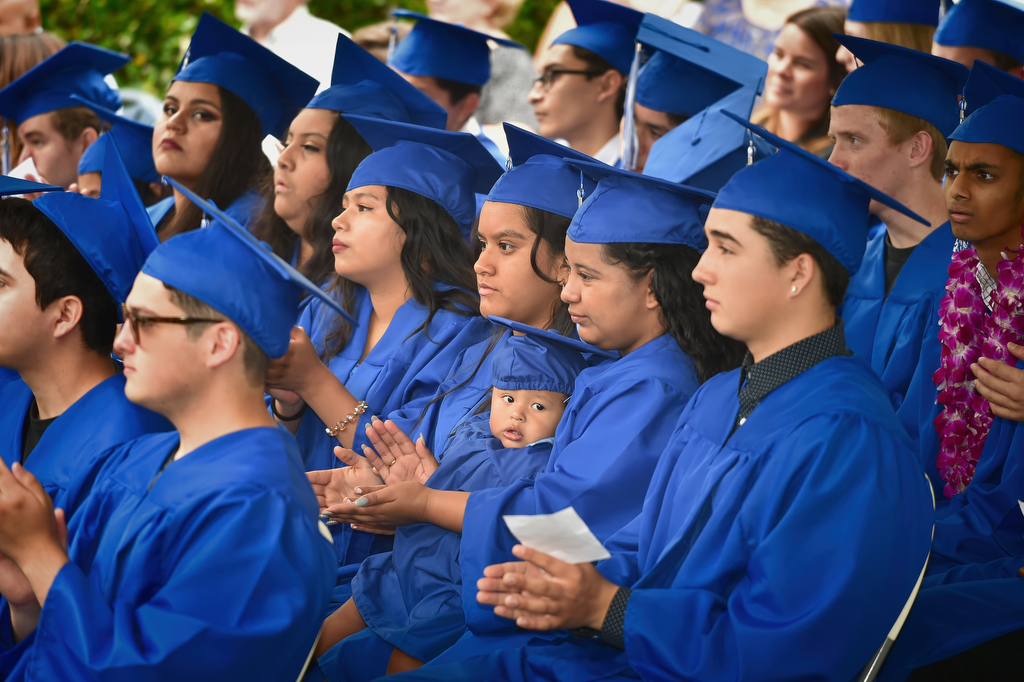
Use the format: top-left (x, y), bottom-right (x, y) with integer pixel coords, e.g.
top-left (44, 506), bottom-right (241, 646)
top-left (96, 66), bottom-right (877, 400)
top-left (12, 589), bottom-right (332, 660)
top-left (933, 224), bottom-right (1024, 499)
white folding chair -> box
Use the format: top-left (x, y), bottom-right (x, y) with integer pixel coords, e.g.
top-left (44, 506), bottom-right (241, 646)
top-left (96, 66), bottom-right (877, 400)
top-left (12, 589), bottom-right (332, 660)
top-left (857, 473), bottom-right (936, 682)
top-left (295, 625), bottom-right (323, 682)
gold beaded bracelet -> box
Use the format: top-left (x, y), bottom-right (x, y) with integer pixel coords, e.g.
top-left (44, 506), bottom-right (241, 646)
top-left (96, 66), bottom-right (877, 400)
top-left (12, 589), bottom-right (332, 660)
top-left (325, 401), bottom-right (369, 437)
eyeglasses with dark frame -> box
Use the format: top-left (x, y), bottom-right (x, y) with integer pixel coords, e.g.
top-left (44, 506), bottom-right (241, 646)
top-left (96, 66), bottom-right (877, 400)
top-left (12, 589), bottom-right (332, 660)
top-left (533, 69), bottom-right (603, 92)
top-left (120, 303), bottom-right (225, 346)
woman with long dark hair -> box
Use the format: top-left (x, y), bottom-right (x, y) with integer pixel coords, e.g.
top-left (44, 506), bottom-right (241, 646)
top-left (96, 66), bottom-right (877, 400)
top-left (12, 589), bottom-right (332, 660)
top-left (148, 13), bottom-right (318, 239)
top-left (319, 163), bottom-right (746, 675)
top-left (250, 34), bottom-right (447, 283)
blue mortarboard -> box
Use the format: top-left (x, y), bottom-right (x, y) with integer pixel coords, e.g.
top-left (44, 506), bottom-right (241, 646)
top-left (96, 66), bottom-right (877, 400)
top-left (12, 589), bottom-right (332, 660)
top-left (389, 10), bottom-right (522, 87)
top-left (934, 0), bottom-right (1024, 64)
top-left (306, 34), bottom-right (447, 128)
top-left (0, 177), bottom-right (60, 196)
top-left (831, 35), bottom-right (969, 138)
top-left (488, 318), bottom-right (599, 395)
top-left (642, 86), bottom-right (774, 192)
top-left (151, 177), bottom-right (354, 357)
top-left (173, 13), bottom-right (319, 140)
top-left (950, 62), bottom-right (1024, 155)
top-left (552, 0), bottom-right (644, 75)
top-left (73, 97), bottom-right (159, 183)
top-left (716, 111), bottom-right (930, 274)
top-left (634, 15), bottom-right (767, 117)
top-left (488, 124), bottom-right (598, 220)
top-left (34, 138), bottom-right (159, 306)
top-left (847, 0), bottom-right (940, 25)
top-left (0, 42), bottom-right (127, 124)
top-left (343, 114), bottom-right (504, 238)
top-left (566, 159), bottom-right (715, 250)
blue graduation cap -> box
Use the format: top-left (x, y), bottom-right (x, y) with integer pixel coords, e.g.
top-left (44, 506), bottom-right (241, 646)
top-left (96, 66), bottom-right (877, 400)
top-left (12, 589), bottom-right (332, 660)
top-left (552, 0), bottom-right (644, 75)
top-left (306, 33), bottom-right (447, 128)
top-left (173, 12), bottom-right (320, 140)
top-left (73, 97), bottom-right (159, 183)
top-left (0, 42), bottom-right (127, 124)
top-left (0, 176), bottom-right (61, 196)
top-left (389, 10), bottom-right (523, 87)
top-left (566, 158), bottom-right (715, 250)
top-left (642, 86), bottom-right (775, 192)
top-left (150, 176), bottom-right (354, 358)
top-left (831, 35), bottom-right (969, 138)
top-left (934, 0), bottom-right (1024, 64)
top-left (33, 138), bottom-right (159, 305)
top-left (716, 111), bottom-right (930, 275)
top-left (489, 317), bottom-right (606, 395)
top-left (847, 0), bottom-right (940, 25)
top-left (343, 114), bottom-right (505, 238)
top-left (488, 124), bottom-right (598, 220)
top-left (951, 62), bottom-right (1024, 155)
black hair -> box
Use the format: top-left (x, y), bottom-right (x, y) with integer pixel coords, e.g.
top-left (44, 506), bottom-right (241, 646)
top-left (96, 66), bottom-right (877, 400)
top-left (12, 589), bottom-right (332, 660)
top-left (415, 203), bottom-right (576, 429)
top-left (433, 77), bottom-right (482, 107)
top-left (252, 114), bottom-right (373, 286)
top-left (749, 215), bottom-right (850, 308)
top-left (990, 49), bottom-right (1023, 74)
top-left (0, 198), bottom-right (117, 354)
top-left (601, 242), bottom-right (746, 383)
top-left (570, 45), bottom-right (626, 120)
top-left (133, 178), bottom-right (163, 207)
top-left (322, 186), bottom-right (479, 362)
top-left (159, 86), bottom-right (272, 239)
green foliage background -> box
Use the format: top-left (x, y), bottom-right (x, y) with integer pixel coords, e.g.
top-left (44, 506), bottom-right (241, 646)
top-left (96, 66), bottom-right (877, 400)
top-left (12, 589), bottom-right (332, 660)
top-left (39, 0), bottom-right (558, 94)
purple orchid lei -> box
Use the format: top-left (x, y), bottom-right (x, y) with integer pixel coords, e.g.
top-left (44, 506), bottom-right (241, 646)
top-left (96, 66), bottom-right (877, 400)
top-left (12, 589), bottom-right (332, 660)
top-left (933, 225), bottom-right (1024, 499)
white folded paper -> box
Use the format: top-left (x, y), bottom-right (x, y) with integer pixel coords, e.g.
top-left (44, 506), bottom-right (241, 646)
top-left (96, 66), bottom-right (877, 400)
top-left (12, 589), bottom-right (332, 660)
top-left (1019, 500), bottom-right (1024, 519)
top-left (502, 506), bottom-right (611, 564)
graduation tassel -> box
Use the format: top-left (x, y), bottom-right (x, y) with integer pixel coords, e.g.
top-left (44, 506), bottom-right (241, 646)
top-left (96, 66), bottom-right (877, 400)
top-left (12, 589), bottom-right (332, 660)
top-left (746, 131), bottom-right (755, 166)
top-left (387, 17), bottom-right (399, 63)
top-left (959, 96), bottom-right (966, 124)
top-left (620, 42), bottom-right (642, 172)
top-left (1, 121), bottom-right (9, 176)
top-left (577, 170), bottom-right (586, 207)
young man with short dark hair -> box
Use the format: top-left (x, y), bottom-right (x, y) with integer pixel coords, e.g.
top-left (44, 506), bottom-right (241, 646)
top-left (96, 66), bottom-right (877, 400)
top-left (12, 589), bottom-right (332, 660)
top-left (931, 0), bottom-right (1024, 78)
top-left (0, 210), bottom-right (337, 679)
top-left (376, 122), bottom-right (935, 682)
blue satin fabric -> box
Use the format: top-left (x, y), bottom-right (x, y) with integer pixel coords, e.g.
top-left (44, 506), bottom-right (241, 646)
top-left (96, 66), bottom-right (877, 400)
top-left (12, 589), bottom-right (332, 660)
top-left (318, 417), bottom-right (552, 680)
top-left (0, 374), bottom-right (171, 514)
top-left (0, 427), bottom-right (335, 680)
top-left (382, 357), bottom-right (934, 682)
top-left (145, 189), bottom-right (263, 233)
top-left (382, 328), bottom-right (510, 461)
top-left (840, 222), bottom-right (953, 450)
top-left (295, 287), bottom-right (489, 568)
top-left (882, 359), bottom-right (1024, 680)
top-left (458, 334), bottom-right (700, 638)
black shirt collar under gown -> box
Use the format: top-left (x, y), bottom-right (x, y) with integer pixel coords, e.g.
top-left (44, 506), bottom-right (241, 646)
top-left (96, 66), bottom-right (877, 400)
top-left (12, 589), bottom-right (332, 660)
top-left (733, 320), bottom-right (850, 433)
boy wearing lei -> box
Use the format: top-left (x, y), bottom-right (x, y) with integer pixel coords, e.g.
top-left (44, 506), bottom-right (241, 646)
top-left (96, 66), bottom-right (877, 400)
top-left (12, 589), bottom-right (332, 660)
top-left (881, 65), bottom-right (1024, 679)
top-left (378, 123), bottom-right (935, 682)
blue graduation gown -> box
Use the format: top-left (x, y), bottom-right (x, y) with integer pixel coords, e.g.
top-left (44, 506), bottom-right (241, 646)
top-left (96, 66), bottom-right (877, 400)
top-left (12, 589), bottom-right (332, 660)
top-left (0, 374), bottom-right (171, 514)
top-left (146, 189), bottom-right (263, 233)
top-left (881, 359), bottom-right (1024, 680)
top-left (316, 417), bottom-right (553, 681)
top-left (0, 427), bottom-right (335, 681)
top-left (385, 357), bottom-right (934, 682)
top-left (383, 328), bottom-right (510, 460)
top-left (840, 222), bottom-right (953, 430)
top-left (295, 287), bottom-right (489, 567)
top-left (459, 334), bottom-right (700, 638)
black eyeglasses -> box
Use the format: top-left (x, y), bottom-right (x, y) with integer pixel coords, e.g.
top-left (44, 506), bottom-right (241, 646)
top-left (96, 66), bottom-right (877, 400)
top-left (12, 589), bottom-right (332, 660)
top-left (533, 69), bottom-right (603, 92)
top-left (120, 303), bottom-right (224, 345)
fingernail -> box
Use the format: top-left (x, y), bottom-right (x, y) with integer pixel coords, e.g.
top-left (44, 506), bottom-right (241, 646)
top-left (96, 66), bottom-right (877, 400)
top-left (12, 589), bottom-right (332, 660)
top-left (355, 487), bottom-right (363, 494)
top-left (365, 423), bottom-right (373, 430)
top-left (319, 511), bottom-right (334, 517)
top-left (371, 415), bottom-right (380, 422)
top-left (418, 433), bottom-right (425, 444)
top-left (324, 519), bottom-right (337, 526)
top-left (354, 497), bottom-right (369, 508)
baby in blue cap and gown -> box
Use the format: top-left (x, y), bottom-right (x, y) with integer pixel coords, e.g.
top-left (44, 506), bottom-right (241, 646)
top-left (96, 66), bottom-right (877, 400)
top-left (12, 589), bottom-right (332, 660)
top-left (377, 114), bottom-right (935, 682)
top-left (829, 37), bottom-right (967, 454)
top-left (0, 210), bottom-right (338, 681)
top-left (880, 65), bottom-right (1024, 681)
top-left (0, 41), bottom-right (127, 190)
top-left (0, 142), bottom-right (170, 520)
top-left (313, 322), bottom-right (604, 680)
top-left (147, 13), bottom-right (318, 235)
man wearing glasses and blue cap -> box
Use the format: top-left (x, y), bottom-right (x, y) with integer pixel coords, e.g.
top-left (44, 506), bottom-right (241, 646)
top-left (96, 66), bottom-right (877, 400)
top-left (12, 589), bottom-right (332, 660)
top-left (0, 205), bottom-right (340, 679)
top-left (0, 42), bottom-right (128, 190)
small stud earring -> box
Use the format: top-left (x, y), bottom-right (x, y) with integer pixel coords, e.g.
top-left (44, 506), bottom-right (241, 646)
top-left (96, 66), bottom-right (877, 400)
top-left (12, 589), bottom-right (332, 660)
top-left (791, 285), bottom-right (797, 293)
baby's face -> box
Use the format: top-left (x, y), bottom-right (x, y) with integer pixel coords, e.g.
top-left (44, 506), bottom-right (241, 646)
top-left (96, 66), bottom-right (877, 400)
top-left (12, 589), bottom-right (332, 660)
top-left (489, 387), bottom-right (568, 448)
